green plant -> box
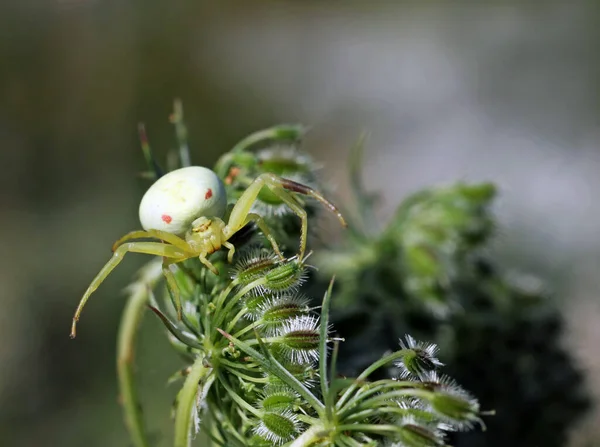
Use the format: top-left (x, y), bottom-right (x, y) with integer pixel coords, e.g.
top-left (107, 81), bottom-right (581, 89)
top-left (72, 101), bottom-right (484, 446)
top-left (316, 140), bottom-right (589, 447)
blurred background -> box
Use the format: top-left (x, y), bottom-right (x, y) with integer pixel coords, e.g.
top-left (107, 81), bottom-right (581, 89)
top-left (1, 1), bottom-right (599, 446)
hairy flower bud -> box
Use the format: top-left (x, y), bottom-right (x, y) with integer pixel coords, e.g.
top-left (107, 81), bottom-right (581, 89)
top-left (429, 392), bottom-right (480, 430)
top-left (232, 247), bottom-right (279, 285)
top-left (259, 385), bottom-right (300, 412)
top-left (253, 411), bottom-right (300, 445)
top-left (263, 258), bottom-right (307, 293)
top-left (396, 335), bottom-right (443, 379)
top-left (397, 421), bottom-right (444, 447)
top-left (275, 315), bottom-right (321, 364)
top-left (257, 293), bottom-right (310, 333)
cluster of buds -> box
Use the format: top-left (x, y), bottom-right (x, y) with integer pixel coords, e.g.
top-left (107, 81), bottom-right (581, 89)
top-left (148, 245), bottom-right (483, 446)
top-left (213, 125), bottom-right (322, 255)
top-left (102, 101), bottom-right (484, 447)
top-left (316, 164), bottom-right (497, 317)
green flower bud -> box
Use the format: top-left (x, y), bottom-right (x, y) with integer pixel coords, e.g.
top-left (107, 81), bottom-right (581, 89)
top-left (275, 315), bottom-right (321, 364)
top-left (260, 385), bottom-right (299, 412)
top-left (397, 422), bottom-right (444, 447)
top-left (232, 247), bottom-right (279, 286)
top-left (430, 392), bottom-right (480, 429)
top-left (263, 258), bottom-right (307, 293)
top-left (257, 293), bottom-right (310, 333)
top-left (397, 335), bottom-right (443, 379)
top-left (254, 411), bottom-right (300, 445)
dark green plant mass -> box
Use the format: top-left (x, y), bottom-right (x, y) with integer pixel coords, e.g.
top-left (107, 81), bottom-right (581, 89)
top-left (316, 141), bottom-right (589, 447)
top-left (72, 102), bottom-right (486, 446)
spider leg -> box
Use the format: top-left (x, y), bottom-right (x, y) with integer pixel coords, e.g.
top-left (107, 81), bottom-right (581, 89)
top-left (112, 230), bottom-right (190, 252)
top-left (222, 241), bottom-right (236, 263)
top-left (266, 191), bottom-right (308, 260)
top-left (161, 261), bottom-right (183, 321)
top-left (274, 176), bottom-right (347, 228)
top-left (244, 213), bottom-right (284, 260)
top-left (71, 242), bottom-right (191, 338)
top-left (227, 173), bottom-right (346, 261)
top-left (199, 253), bottom-right (219, 275)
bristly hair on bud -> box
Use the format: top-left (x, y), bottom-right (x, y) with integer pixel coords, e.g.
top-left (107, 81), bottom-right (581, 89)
top-left (429, 392), bottom-right (481, 431)
top-left (396, 335), bottom-right (443, 379)
top-left (259, 385), bottom-right (300, 412)
top-left (253, 410), bottom-right (301, 445)
top-left (231, 245), bottom-right (280, 284)
top-left (418, 371), bottom-right (471, 399)
top-left (261, 257), bottom-right (308, 295)
top-left (255, 293), bottom-right (311, 333)
top-left (396, 415), bottom-right (446, 447)
top-left (274, 315), bottom-right (321, 364)
top-left (419, 371), bottom-right (481, 431)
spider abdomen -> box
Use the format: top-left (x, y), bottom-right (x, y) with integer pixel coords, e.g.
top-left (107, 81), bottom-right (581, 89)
top-left (139, 166), bottom-right (227, 235)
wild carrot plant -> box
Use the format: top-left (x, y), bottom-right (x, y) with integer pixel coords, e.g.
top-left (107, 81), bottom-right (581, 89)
top-left (72, 101), bottom-right (483, 447)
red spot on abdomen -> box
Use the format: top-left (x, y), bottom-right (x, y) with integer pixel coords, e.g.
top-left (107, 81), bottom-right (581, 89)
top-left (161, 214), bottom-right (172, 224)
top-left (205, 189), bottom-right (213, 199)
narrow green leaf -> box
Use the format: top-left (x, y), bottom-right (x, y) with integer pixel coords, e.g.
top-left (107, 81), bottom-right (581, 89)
top-left (319, 278), bottom-right (335, 413)
top-left (148, 306), bottom-right (203, 350)
top-left (217, 328), bottom-right (324, 415)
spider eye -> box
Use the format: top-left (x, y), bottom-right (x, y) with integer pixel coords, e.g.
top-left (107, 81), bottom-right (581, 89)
top-left (190, 217), bottom-right (212, 234)
top-left (139, 166), bottom-right (226, 235)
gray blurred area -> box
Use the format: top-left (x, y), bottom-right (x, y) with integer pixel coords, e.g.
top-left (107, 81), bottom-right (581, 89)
top-left (1, 1), bottom-right (598, 446)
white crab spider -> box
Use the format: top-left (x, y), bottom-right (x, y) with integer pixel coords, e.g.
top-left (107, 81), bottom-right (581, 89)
top-left (70, 166), bottom-right (347, 338)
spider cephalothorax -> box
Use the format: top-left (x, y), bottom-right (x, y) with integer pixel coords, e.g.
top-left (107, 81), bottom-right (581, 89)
top-left (186, 216), bottom-right (227, 256)
top-left (70, 167), bottom-right (346, 338)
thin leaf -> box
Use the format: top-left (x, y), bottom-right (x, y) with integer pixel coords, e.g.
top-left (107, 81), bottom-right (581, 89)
top-left (148, 306), bottom-right (203, 349)
top-left (319, 278), bottom-right (335, 411)
top-left (216, 328), bottom-right (324, 415)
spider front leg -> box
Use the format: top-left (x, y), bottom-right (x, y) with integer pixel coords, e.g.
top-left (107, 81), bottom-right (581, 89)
top-left (70, 242), bottom-right (192, 338)
top-left (112, 230), bottom-right (191, 252)
top-left (222, 241), bottom-right (237, 264)
top-left (226, 173), bottom-right (347, 260)
top-left (198, 252), bottom-right (219, 275)
top-left (244, 213), bottom-right (284, 261)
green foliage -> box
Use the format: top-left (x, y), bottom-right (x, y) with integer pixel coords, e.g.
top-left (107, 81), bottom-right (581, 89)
top-left (316, 141), bottom-right (589, 447)
top-left (87, 103), bottom-right (485, 447)
top-left (82, 102), bottom-right (589, 447)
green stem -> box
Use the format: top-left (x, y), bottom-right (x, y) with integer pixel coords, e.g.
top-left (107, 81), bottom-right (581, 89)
top-left (231, 318), bottom-right (262, 339)
top-left (116, 261), bottom-right (163, 447)
top-left (338, 390), bottom-right (431, 420)
top-left (174, 355), bottom-right (213, 447)
top-left (213, 277), bottom-right (266, 331)
top-left (223, 366), bottom-right (269, 383)
top-left (336, 349), bottom-right (409, 410)
top-left (335, 424), bottom-right (402, 435)
top-left (226, 306), bottom-right (250, 333)
top-left (338, 379), bottom-right (423, 413)
top-left (344, 406), bottom-right (408, 423)
top-left (217, 371), bottom-right (262, 417)
top-left (289, 424), bottom-right (326, 447)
